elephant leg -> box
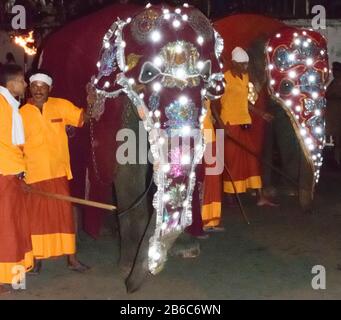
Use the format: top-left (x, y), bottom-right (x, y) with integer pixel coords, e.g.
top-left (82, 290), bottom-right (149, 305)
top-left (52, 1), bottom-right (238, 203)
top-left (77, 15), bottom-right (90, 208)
top-left (115, 163), bottom-right (153, 282)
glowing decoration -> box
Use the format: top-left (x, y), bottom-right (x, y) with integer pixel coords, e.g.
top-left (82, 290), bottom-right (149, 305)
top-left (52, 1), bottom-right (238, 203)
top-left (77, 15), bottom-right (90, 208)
top-left (266, 27), bottom-right (329, 187)
top-left (13, 31), bottom-right (37, 56)
top-left (90, 4), bottom-right (224, 276)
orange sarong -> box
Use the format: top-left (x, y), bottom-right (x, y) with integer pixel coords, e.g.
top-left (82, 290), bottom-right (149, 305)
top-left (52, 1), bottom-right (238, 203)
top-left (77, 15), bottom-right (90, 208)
top-left (223, 125), bottom-right (262, 193)
top-left (0, 175), bottom-right (33, 284)
top-left (27, 177), bottom-right (76, 259)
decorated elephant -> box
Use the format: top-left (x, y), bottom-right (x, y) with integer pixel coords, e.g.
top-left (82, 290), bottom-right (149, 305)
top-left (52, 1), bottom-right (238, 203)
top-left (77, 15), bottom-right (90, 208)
top-left (36, 4), bottom-right (329, 293)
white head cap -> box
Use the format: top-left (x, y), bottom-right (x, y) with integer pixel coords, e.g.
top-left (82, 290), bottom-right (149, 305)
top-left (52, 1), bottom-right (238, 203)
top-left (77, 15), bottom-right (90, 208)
top-left (231, 47), bottom-right (249, 63)
top-left (29, 73), bottom-right (53, 87)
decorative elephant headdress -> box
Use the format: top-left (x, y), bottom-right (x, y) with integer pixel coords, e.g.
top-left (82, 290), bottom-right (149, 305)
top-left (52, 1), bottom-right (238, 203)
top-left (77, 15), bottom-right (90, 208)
top-left (90, 3), bottom-right (224, 274)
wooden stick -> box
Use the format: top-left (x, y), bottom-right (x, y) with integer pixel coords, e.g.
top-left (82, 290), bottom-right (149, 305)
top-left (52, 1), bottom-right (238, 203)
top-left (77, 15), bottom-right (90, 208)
top-left (29, 188), bottom-right (117, 212)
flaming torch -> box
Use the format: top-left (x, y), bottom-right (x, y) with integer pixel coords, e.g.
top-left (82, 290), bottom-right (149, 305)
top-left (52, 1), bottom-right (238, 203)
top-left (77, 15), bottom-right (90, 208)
top-left (13, 31), bottom-right (37, 73)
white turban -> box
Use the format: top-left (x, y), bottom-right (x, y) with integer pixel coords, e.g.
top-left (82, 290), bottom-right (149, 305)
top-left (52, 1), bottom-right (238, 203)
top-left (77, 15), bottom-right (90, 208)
top-left (29, 73), bottom-right (53, 86)
top-left (231, 47), bottom-right (249, 63)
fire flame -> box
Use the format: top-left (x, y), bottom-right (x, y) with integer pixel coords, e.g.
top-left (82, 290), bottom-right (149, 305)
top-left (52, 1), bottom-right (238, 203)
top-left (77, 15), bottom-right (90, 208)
top-left (14, 31), bottom-right (37, 56)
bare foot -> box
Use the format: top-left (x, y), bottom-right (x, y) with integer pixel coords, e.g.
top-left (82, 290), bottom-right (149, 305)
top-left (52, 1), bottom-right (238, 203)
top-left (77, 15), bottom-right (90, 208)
top-left (0, 285), bottom-right (11, 296)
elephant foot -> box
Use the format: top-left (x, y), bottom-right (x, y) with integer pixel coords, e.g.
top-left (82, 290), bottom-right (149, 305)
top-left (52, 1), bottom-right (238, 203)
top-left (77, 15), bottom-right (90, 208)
top-left (169, 237), bottom-right (201, 259)
top-left (125, 259), bottom-right (150, 294)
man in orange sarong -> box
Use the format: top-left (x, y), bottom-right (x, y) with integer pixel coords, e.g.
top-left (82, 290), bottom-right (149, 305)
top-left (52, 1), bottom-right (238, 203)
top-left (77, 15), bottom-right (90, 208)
top-left (208, 47), bottom-right (277, 220)
top-left (20, 71), bottom-right (91, 274)
top-left (0, 64), bottom-right (33, 295)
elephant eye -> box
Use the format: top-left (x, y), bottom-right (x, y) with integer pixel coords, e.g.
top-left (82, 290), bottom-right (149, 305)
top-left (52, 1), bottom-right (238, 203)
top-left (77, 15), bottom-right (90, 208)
top-left (138, 62), bottom-right (161, 83)
top-left (279, 79), bottom-right (295, 95)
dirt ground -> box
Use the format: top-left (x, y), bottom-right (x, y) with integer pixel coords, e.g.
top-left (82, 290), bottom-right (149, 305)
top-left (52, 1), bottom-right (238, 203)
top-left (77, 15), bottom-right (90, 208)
top-left (2, 164), bottom-right (341, 300)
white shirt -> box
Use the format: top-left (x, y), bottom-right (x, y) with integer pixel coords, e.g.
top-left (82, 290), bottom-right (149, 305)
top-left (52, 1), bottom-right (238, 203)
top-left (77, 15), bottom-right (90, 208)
top-left (0, 86), bottom-right (25, 145)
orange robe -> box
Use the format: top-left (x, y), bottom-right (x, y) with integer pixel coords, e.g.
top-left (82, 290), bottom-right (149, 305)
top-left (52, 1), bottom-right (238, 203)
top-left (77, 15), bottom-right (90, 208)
top-left (20, 98), bottom-right (84, 259)
top-left (221, 71), bottom-right (262, 193)
top-left (0, 93), bottom-right (33, 284)
top-left (201, 100), bottom-right (222, 227)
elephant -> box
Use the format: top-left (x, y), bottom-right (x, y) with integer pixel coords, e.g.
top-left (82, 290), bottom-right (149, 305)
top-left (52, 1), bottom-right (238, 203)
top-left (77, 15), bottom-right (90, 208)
top-left (38, 3), bottom-right (224, 293)
top-left (36, 5), bottom-right (329, 293)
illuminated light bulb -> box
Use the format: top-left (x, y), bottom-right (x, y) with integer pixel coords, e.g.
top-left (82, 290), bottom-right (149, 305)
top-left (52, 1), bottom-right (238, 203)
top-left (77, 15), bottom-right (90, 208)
top-left (146, 3), bottom-right (151, 8)
top-left (94, 78), bottom-right (98, 84)
top-left (151, 31), bottom-right (161, 42)
top-left (153, 56), bottom-right (163, 67)
top-left (307, 38), bottom-right (312, 43)
top-left (164, 13), bottom-right (170, 19)
top-left (305, 137), bottom-right (313, 145)
top-left (154, 110), bottom-right (161, 117)
top-left (154, 122), bottom-right (161, 129)
top-left (181, 154), bottom-right (191, 164)
top-left (104, 41), bottom-right (110, 49)
top-left (270, 79), bottom-right (275, 85)
top-left (302, 31), bottom-right (307, 35)
top-left (179, 96), bottom-right (188, 105)
top-left (183, 3), bottom-right (189, 7)
top-left (175, 68), bottom-right (186, 79)
top-left (292, 88), bottom-right (300, 96)
top-left (183, 200), bottom-right (189, 207)
top-left (126, 17), bottom-right (132, 23)
top-left (121, 41), bottom-right (126, 48)
top-left (96, 61), bottom-right (101, 68)
top-left (162, 194), bottom-right (170, 202)
top-left (285, 100), bottom-right (293, 107)
top-left (303, 41), bottom-right (309, 47)
top-left (182, 125), bottom-right (191, 135)
top-left (175, 8), bottom-right (181, 14)
top-left (294, 38), bottom-right (301, 45)
top-left (173, 211), bottom-right (180, 219)
top-left (175, 44), bottom-right (183, 53)
top-left (139, 93), bottom-right (144, 99)
top-left (162, 164), bottom-right (170, 173)
top-left (308, 144), bottom-right (315, 151)
top-left (163, 9), bottom-right (170, 14)
top-left (216, 85), bottom-right (222, 92)
top-left (315, 127), bottom-right (322, 134)
top-left (294, 32), bottom-right (298, 37)
top-left (148, 111), bottom-right (153, 117)
top-left (288, 54), bottom-right (295, 61)
top-left (324, 67), bottom-right (328, 73)
top-left (300, 128), bottom-right (307, 136)
top-left (289, 70), bottom-right (297, 78)
top-left (308, 75), bottom-right (316, 82)
top-left (267, 47), bottom-right (273, 52)
top-left (306, 58), bottom-right (313, 66)
top-left (124, 66), bottom-right (129, 72)
top-left (197, 36), bottom-right (204, 45)
top-left (312, 155), bottom-right (317, 160)
top-left (295, 105), bottom-right (302, 112)
top-left (104, 81), bottom-right (110, 88)
top-left (201, 89), bottom-right (207, 96)
top-left (268, 64), bottom-right (274, 70)
top-left (314, 109), bottom-right (321, 116)
top-left (320, 50), bottom-right (325, 55)
top-left (275, 93), bottom-right (280, 98)
top-left (161, 223), bottom-right (167, 231)
top-left (128, 78), bottom-right (135, 85)
top-left (219, 62), bottom-right (224, 69)
top-left (182, 14), bottom-right (188, 21)
top-left (197, 61), bottom-right (204, 70)
top-left (173, 20), bottom-right (181, 28)
top-left (302, 123), bottom-right (306, 127)
top-left (153, 82), bottom-right (162, 92)
top-left (159, 137), bottom-right (165, 145)
top-left (312, 91), bottom-right (319, 99)
top-left (276, 33), bottom-right (281, 38)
